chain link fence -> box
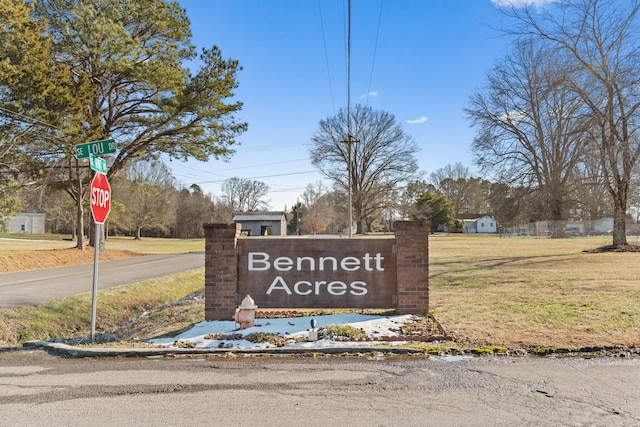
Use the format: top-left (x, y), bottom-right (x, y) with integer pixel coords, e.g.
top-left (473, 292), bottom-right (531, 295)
top-left (500, 218), bottom-right (640, 240)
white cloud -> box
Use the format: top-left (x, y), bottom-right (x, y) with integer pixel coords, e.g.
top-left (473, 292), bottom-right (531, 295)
top-left (490, 0), bottom-right (556, 7)
top-left (499, 110), bottom-right (527, 124)
top-left (406, 116), bottom-right (428, 124)
top-left (359, 91), bottom-right (379, 99)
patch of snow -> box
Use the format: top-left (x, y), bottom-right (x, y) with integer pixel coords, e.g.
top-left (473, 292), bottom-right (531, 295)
top-left (149, 314), bottom-right (415, 349)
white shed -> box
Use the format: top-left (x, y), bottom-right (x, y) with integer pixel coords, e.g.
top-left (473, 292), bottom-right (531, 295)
top-left (232, 211), bottom-right (288, 236)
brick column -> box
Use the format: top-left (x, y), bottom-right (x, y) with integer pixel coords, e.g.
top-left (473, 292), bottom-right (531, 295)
top-left (394, 220), bottom-right (429, 315)
top-left (204, 223), bottom-right (240, 320)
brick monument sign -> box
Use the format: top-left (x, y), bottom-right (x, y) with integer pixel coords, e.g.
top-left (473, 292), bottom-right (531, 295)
top-left (204, 220), bottom-right (429, 320)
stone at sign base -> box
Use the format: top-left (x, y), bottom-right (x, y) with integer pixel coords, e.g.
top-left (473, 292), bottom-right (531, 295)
top-left (308, 330), bottom-right (318, 341)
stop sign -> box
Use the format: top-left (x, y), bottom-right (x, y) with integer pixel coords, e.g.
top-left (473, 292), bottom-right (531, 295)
top-left (90, 173), bottom-right (111, 224)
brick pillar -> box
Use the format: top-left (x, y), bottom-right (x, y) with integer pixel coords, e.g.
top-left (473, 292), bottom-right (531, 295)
top-left (204, 223), bottom-right (240, 320)
top-left (395, 220), bottom-right (429, 315)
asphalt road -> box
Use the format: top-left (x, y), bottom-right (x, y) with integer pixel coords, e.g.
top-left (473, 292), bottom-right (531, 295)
top-left (0, 350), bottom-right (639, 426)
top-left (0, 252), bottom-right (204, 307)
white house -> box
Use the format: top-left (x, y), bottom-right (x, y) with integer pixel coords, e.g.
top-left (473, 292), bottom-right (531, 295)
top-left (2, 213), bottom-right (46, 234)
top-left (461, 214), bottom-right (497, 234)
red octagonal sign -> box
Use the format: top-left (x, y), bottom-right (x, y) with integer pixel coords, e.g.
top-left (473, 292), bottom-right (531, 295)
top-left (90, 173), bottom-right (111, 224)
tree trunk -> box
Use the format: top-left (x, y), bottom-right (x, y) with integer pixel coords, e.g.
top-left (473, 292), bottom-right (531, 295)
top-left (75, 160), bottom-right (85, 250)
top-left (99, 224), bottom-right (107, 253)
top-left (89, 221), bottom-right (95, 247)
top-left (548, 190), bottom-right (564, 221)
top-left (612, 194), bottom-right (628, 247)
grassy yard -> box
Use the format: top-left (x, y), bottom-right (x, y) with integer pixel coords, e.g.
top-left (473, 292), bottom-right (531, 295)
top-left (429, 234), bottom-right (640, 350)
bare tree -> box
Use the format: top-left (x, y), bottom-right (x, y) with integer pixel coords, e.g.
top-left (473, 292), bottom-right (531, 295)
top-left (503, 0), bottom-right (640, 247)
top-left (115, 161), bottom-right (175, 239)
top-left (429, 163), bottom-right (492, 215)
top-left (210, 196), bottom-right (235, 223)
top-left (310, 104), bottom-right (420, 233)
top-left (297, 182), bottom-right (338, 235)
top-left (569, 151), bottom-right (612, 220)
top-left (172, 184), bottom-right (214, 238)
top-left (221, 177), bottom-right (270, 212)
top-left (466, 38), bottom-right (589, 221)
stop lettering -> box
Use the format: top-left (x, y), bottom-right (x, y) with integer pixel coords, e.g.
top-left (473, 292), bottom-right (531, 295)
top-left (91, 187), bottom-right (110, 207)
top-left (90, 173), bottom-right (111, 224)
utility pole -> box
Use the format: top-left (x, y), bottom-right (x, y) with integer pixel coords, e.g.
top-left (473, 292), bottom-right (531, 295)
top-left (342, 133), bottom-right (360, 237)
top-left (296, 197), bottom-right (300, 235)
top-left (347, 0), bottom-right (353, 237)
top-left (347, 134), bottom-right (353, 238)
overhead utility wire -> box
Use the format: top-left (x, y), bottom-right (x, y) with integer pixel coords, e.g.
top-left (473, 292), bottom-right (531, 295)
top-left (318, 0), bottom-right (336, 114)
top-left (194, 170), bottom-right (317, 184)
top-left (365, 0), bottom-right (384, 106)
top-left (0, 105), bottom-right (78, 140)
top-left (176, 157), bottom-right (311, 175)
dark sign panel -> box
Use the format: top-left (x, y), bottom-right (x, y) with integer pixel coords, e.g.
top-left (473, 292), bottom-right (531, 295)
top-left (237, 237), bottom-right (397, 308)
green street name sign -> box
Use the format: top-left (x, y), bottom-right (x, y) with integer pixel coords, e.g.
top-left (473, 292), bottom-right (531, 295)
top-left (75, 139), bottom-right (116, 159)
top-left (89, 154), bottom-right (107, 174)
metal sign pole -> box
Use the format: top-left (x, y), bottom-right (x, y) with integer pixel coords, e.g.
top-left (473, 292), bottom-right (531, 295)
top-left (90, 222), bottom-right (100, 343)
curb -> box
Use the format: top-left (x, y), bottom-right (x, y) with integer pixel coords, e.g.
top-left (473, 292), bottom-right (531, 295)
top-left (23, 341), bottom-right (427, 359)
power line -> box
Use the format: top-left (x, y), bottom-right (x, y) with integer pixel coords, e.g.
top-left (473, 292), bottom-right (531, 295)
top-left (174, 157), bottom-right (311, 176)
top-left (365, 0), bottom-right (384, 106)
top-left (0, 106), bottom-right (80, 139)
top-left (318, 0), bottom-right (336, 114)
top-left (192, 170), bottom-right (318, 185)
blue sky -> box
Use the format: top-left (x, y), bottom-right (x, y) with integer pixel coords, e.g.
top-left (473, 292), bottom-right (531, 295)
top-left (170, 0), bottom-right (542, 210)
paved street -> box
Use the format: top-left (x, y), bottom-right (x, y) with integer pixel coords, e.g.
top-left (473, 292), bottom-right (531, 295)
top-left (0, 349), bottom-right (639, 426)
top-left (0, 253), bottom-right (204, 307)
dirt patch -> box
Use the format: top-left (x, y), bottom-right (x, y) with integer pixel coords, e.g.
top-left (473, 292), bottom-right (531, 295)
top-left (0, 248), bottom-right (141, 273)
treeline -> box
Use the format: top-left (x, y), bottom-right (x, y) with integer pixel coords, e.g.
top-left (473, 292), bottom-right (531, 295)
top-left (17, 161), bottom-right (271, 239)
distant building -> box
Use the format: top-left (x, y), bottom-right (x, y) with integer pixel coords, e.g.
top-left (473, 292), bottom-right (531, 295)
top-left (457, 214), bottom-right (497, 234)
top-left (2, 213), bottom-right (46, 234)
top-left (232, 211), bottom-right (288, 236)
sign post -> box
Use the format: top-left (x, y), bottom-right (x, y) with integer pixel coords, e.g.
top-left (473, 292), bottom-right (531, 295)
top-left (89, 172), bottom-right (111, 342)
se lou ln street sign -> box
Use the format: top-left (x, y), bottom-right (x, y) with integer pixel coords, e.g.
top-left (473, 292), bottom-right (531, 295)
top-left (75, 139), bottom-right (116, 159)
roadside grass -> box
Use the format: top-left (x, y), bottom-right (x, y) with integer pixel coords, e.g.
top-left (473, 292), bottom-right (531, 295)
top-left (0, 269), bottom-right (204, 346)
top-left (101, 236), bottom-right (204, 254)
